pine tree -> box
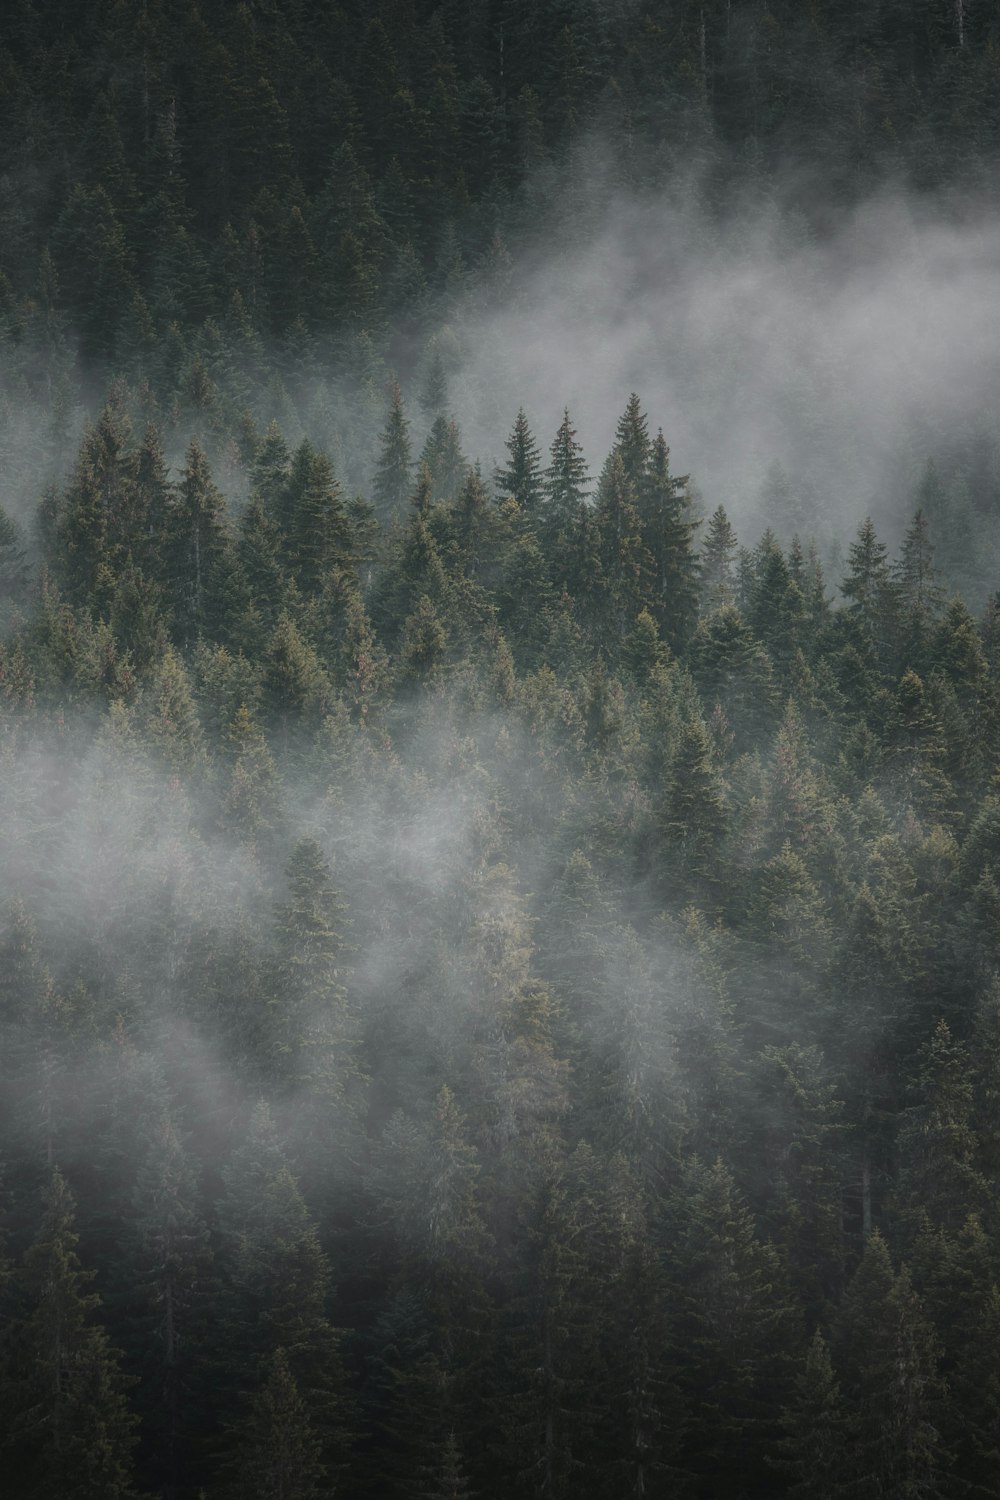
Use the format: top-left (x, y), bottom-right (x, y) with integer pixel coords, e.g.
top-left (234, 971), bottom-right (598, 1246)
top-left (593, 447), bottom-right (651, 645)
top-left (541, 407), bottom-right (590, 573)
top-left (894, 1020), bottom-right (988, 1236)
top-left (252, 421), bottom-right (292, 527)
top-left (129, 1106), bottom-right (213, 1500)
top-left (700, 504), bottom-right (739, 612)
top-left (661, 714), bottom-right (728, 899)
top-left (895, 508), bottom-right (943, 672)
top-left (142, 645), bottom-right (206, 776)
top-left (495, 407), bottom-right (544, 513)
top-left (834, 1232), bottom-right (948, 1497)
top-left (260, 614), bottom-right (329, 741)
top-left (223, 1348), bottom-right (325, 1500)
top-left (841, 516), bottom-right (898, 656)
top-left (640, 429), bottom-right (699, 650)
top-left (689, 604), bottom-right (778, 750)
top-left (666, 1157), bottom-right (797, 1492)
top-left (612, 391), bottom-right (651, 493)
top-left (420, 415), bottom-right (468, 505)
top-left (236, 494), bottom-right (288, 648)
top-left (55, 407), bottom-right (134, 608)
top-left (7, 1170), bottom-right (140, 1499)
top-left (284, 440), bottom-right (353, 597)
top-left (272, 836), bottom-right (358, 1110)
top-left (0, 503), bottom-right (30, 620)
top-left (775, 1330), bottom-right (854, 1497)
top-left (164, 439), bottom-right (231, 643)
top-left (216, 1102), bottom-right (350, 1487)
top-left (373, 379), bottom-right (414, 522)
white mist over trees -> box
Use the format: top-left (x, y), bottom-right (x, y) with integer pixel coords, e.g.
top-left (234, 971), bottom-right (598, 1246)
top-left (2, 4), bottom-right (1000, 1499)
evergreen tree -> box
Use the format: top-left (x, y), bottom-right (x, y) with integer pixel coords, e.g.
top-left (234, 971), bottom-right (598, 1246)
top-left (895, 508), bottom-right (944, 671)
top-left (775, 1330), bottom-right (854, 1497)
top-left (373, 379), bottom-right (414, 522)
top-left (272, 835), bottom-right (358, 1110)
top-left (700, 505), bottom-right (739, 611)
top-left (216, 1102), bottom-right (350, 1488)
top-left (612, 391), bottom-right (651, 494)
top-left (164, 439), bottom-right (231, 643)
top-left (541, 407), bottom-right (590, 574)
top-left (834, 1232), bottom-right (948, 1497)
top-left (666, 1157), bottom-right (797, 1493)
top-left (284, 440), bottom-right (353, 597)
top-left (594, 447), bottom-right (651, 645)
top-left (640, 429), bottom-right (699, 650)
top-left (841, 516), bottom-right (898, 656)
top-left (223, 1348), bottom-right (325, 1500)
top-left (661, 713), bottom-right (729, 899)
top-left (6, 1170), bottom-right (140, 1500)
top-left (495, 407), bottom-right (544, 513)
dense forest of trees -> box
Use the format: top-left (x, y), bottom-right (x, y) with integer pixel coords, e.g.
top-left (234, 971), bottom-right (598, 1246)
top-left (3, 3), bottom-right (1000, 1498)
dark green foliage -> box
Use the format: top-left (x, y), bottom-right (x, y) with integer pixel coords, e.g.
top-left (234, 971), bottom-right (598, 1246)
top-left (4, 1171), bottom-right (140, 1499)
top-left (3, 8), bottom-right (1000, 1497)
top-left (373, 380), bottom-right (414, 522)
top-left (495, 407), bottom-right (544, 514)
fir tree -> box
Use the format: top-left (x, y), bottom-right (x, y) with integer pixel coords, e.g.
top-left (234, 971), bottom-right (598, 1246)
top-left (495, 407), bottom-right (544, 513)
top-left (373, 379), bottom-right (414, 522)
top-left (7, 1170), bottom-right (140, 1500)
top-left (700, 505), bottom-right (739, 611)
top-left (541, 407), bottom-right (590, 573)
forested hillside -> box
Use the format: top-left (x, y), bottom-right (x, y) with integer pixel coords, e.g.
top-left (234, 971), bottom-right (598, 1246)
top-left (3, 4), bottom-right (1000, 1498)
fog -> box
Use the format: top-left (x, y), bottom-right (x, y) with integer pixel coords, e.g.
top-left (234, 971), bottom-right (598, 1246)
top-left (446, 178), bottom-right (1000, 542)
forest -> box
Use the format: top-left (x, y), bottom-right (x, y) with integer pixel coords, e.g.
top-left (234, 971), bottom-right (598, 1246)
top-left (3, 2), bottom-right (1000, 1498)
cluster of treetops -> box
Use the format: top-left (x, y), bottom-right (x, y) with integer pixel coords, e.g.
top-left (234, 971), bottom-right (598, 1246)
top-left (1, 0), bottom-right (999, 378)
top-left (2, 381), bottom-right (1000, 1498)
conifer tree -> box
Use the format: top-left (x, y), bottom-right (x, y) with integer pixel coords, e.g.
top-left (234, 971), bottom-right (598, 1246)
top-left (541, 407), bottom-right (590, 571)
top-left (895, 508), bottom-right (943, 671)
top-left (373, 379), bottom-right (414, 522)
top-left (223, 1348), bottom-right (325, 1500)
top-left (612, 391), bottom-right (651, 493)
top-left (284, 440), bottom-right (353, 597)
top-left (129, 1106), bottom-right (213, 1500)
top-left (7, 1169), bottom-right (140, 1500)
top-left (273, 836), bottom-right (358, 1109)
top-left (894, 1020), bottom-right (988, 1236)
top-left (700, 504), bottom-right (739, 611)
top-left (834, 1232), bottom-right (947, 1497)
top-left (216, 1102), bottom-right (350, 1488)
top-left (164, 439), bottom-right (231, 643)
top-left (495, 407), bottom-right (544, 513)
top-left (841, 516), bottom-right (898, 656)
top-left (594, 447), bottom-right (651, 641)
top-left (661, 714), bottom-right (728, 898)
top-left (420, 415), bottom-right (468, 504)
top-left (640, 428), bottom-right (699, 650)
top-left (666, 1157), bottom-right (796, 1492)
top-left (252, 421), bottom-right (292, 527)
top-left (775, 1330), bottom-right (853, 1497)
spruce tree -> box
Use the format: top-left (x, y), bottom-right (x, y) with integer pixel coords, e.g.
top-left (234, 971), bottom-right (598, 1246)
top-left (541, 407), bottom-right (590, 572)
top-left (775, 1330), bottom-right (854, 1497)
top-left (7, 1170), bottom-right (140, 1500)
top-left (373, 379), bottom-right (414, 522)
top-left (223, 1348), bottom-right (325, 1500)
top-left (215, 1102), bottom-right (351, 1489)
top-left (700, 504), bottom-right (739, 611)
top-left (495, 407), bottom-right (544, 513)
top-left (164, 439), bottom-right (231, 643)
top-left (640, 428), bottom-right (699, 650)
top-left (834, 1232), bottom-right (948, 1497)
top-left (285, 441), bottom-right (354, 596)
